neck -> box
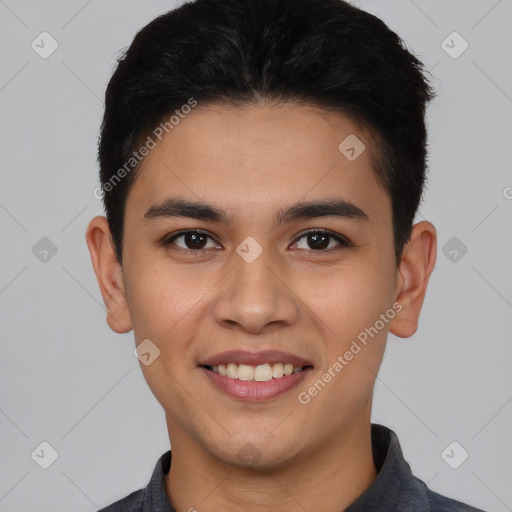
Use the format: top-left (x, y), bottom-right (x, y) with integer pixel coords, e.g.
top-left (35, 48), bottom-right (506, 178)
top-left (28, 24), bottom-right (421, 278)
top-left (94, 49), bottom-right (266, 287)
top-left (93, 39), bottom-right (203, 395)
top-left (165, 409), bottom-right (377, 511)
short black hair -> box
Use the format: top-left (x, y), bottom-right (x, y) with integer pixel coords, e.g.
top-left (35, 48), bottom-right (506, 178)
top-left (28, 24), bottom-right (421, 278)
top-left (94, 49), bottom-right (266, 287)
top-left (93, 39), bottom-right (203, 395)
top-left (97, 0), bottom-right (435, 265)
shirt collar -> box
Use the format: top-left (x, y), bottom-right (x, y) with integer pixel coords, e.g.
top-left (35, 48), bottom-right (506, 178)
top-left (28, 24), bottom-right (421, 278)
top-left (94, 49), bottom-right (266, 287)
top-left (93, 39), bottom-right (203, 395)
top-left (345, 423), bottom-right (431, 511)
top-left (142, 449), bottom-right (173, 512)
top-left (143, 423), bottom-right (429, 512)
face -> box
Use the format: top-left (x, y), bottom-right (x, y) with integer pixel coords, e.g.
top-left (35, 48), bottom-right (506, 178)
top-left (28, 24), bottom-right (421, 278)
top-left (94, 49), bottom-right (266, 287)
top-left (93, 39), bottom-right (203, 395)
top-left (89, 101), bottom-right (428, 470)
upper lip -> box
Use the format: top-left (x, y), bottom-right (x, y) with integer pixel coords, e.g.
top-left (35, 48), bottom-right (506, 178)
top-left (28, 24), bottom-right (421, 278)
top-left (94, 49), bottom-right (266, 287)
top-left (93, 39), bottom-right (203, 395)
top-left (199, 350), bottom-right (314, 368)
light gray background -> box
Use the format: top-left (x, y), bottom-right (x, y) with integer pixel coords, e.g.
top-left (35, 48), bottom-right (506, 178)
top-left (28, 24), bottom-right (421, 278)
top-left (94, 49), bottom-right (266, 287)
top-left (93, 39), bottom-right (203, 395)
top-left (1, 0), bottom-right (511, 510)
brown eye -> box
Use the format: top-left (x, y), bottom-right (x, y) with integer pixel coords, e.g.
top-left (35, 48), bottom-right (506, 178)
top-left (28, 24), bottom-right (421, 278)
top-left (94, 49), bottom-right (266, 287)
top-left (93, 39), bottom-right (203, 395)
top-left (164, 230), bottom-right (220, 252)
top-left (292, 229), bottom-right (350, 251)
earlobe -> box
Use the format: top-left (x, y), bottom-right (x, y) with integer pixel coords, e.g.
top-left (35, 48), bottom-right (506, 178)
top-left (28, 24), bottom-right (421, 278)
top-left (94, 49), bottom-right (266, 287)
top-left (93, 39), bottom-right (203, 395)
top-left (389, 221), bottom-right (437, 339)
top-left (85, 216), bottom-right (133, 334)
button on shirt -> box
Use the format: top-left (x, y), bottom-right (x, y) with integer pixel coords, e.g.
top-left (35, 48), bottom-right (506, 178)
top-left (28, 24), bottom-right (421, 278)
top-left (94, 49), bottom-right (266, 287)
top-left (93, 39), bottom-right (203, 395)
top-left (97, 423), bottom-right (485, 512)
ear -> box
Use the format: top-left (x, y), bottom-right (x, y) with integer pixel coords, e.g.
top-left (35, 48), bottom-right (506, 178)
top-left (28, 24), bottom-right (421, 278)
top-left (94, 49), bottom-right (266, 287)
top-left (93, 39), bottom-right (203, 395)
top-left (389, 220), bottom-right (437, 338)
top-left (85, 216), bottom-right (133, 334)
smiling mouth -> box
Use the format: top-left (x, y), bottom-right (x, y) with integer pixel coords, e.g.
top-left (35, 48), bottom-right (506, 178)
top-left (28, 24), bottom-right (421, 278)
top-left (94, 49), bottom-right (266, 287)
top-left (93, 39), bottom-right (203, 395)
top-left (202, 363), bottom-right (313, 381)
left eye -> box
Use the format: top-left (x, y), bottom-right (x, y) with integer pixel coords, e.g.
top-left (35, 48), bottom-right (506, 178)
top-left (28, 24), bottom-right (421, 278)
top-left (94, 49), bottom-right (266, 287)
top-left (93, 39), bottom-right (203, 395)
top-left (292, 229), bottom-right (350, 251)
top-left (163, 229), bottom-right (350, 253)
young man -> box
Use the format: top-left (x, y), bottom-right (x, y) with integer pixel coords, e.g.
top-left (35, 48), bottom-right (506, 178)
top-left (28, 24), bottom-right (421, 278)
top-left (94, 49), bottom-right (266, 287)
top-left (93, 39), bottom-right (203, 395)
top-left (86, 0), bottom-right (485, 510)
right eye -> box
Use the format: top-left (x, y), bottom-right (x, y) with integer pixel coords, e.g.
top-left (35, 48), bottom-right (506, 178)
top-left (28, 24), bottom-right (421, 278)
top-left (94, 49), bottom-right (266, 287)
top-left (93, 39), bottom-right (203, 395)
top-left (162, 229), bottom-right (222, 254)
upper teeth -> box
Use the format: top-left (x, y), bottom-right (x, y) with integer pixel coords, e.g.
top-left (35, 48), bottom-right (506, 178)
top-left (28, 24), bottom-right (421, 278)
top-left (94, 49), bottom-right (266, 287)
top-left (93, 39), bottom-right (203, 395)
top-left (211, 363), bottom-right (303, 381)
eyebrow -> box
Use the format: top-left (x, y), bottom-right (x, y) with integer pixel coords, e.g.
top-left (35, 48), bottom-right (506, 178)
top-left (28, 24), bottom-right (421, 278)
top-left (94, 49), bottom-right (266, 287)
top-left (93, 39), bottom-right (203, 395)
top-left (143, 196), bottom-right (369, 225)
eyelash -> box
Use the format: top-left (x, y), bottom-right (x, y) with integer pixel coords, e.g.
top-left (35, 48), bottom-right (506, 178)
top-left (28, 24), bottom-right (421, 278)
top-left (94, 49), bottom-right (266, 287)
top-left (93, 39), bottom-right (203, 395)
top-left (162, 229), bottom-right (352, 255)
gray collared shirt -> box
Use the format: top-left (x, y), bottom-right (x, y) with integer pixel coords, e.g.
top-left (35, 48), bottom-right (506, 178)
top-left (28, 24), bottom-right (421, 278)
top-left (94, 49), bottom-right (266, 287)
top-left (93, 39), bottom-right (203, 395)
top-left (97, 423), bottom-right (485, 511)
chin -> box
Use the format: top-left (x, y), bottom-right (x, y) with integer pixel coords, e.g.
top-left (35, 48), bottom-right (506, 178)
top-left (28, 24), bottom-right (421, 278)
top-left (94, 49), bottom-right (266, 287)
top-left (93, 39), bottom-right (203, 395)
top-left (211, 436), bottom-right (303, 472)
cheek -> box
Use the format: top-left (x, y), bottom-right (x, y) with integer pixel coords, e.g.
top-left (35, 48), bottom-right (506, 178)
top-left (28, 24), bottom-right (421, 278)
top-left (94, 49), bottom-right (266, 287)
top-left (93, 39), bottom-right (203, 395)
top-left (307, 256), bottom-right (395, 408)
top-left (124, 264), bottom-right (208, 403)
top-left (317, 260), bottom-right (396, 338)
top-left (139, 355), bottom-right (206, 438)
top-left (297, 316), bottom-right (389, 434)
top-left (126, 270), bottom-right (203, 416)
top-left (123, 261), bottom-right (205, 338)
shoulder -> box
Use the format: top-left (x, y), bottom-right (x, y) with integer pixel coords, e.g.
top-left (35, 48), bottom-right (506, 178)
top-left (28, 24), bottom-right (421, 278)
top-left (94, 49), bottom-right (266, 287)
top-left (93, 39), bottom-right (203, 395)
top-left (415, 477), bottom-right (486, 512)
top-left (96, 488), bottom-right (144, 512)
top-left (95, 450), bottom-right (172, 511)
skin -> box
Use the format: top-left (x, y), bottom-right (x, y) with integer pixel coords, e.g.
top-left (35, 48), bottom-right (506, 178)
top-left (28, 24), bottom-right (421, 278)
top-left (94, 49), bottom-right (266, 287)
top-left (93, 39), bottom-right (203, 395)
top-left (86, 101), bottom-right (436, 512)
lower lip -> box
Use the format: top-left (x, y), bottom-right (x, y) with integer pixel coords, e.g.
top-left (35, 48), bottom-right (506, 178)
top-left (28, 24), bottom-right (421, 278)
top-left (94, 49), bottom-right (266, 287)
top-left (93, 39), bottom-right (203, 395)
top-left (200, 367), bottom-right (311, 401)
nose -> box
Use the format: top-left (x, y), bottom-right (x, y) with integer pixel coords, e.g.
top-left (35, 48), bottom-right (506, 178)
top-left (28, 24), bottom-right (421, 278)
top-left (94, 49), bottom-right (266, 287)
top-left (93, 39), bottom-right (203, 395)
top-left (211, 242), bottom-right (299, 334)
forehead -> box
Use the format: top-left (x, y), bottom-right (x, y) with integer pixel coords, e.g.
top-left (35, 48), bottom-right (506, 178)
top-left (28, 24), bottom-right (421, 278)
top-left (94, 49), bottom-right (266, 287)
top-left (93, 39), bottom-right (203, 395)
top-left (125, 102), bottom-right (389, 224)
